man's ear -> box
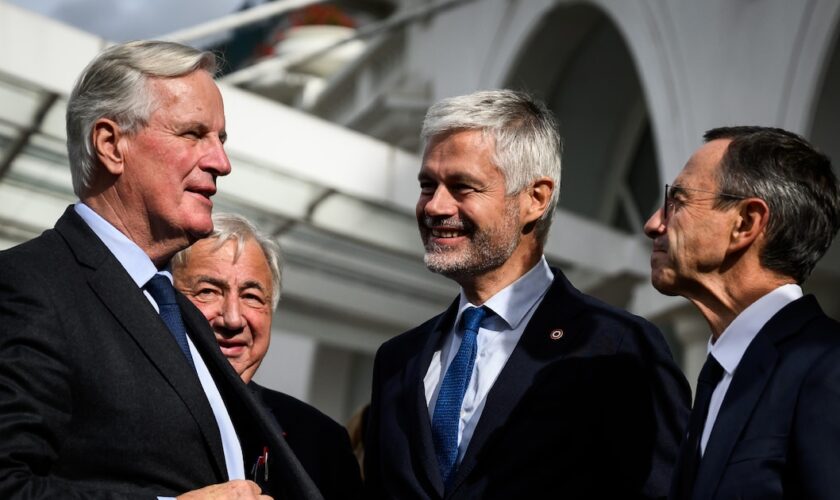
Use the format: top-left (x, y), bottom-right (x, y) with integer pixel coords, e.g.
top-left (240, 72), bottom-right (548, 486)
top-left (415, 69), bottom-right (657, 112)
top-left (92, 118), bottom-right (126, 176)
top-left (522, 177), bottom-right (555, 224)
top-left (729, 198), bottom-right (770, 253)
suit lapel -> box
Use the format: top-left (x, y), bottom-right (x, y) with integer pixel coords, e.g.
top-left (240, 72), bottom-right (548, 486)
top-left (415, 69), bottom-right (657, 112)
top-left (410, 300), bottom-right (459, 497)
top-left (90, 252), bottom-right (230, 479)
top-left (55, 208), bottom-right (322, 498)
top-left (449, 271), bottom-right (583, 494)
top-left (692, 334), bottom-right (777, 500)
top-left (56, 208), bottom-right (229, 479)
top-left (180, 289), bottom-right (323, 499)
top-left (693, 296), bottom-right (822, 500)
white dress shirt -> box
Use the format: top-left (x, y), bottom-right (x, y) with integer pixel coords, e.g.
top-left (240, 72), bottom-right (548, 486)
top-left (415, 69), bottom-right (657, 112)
top-left (700, 283), bottom-right (803, 455)
top-left (74, 203), bottom-right (245, 481)
top-left (424, 257), bottom-right (554, 464)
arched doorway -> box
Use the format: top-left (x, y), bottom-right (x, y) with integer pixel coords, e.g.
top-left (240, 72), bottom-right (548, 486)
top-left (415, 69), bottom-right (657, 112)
top-left (504, 3), bottom-right (660, 234)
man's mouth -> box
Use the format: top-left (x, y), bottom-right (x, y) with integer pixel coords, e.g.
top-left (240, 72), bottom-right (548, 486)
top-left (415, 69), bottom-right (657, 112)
top-left (431, 228), bottom-right (466, 238)
top-left (651, 238), bottom-right (668, 253)
top-left (423, 216), bottom-right (471, 242)
top-left (217, 338), bottom-right (247, 357)
top-left (187, 183), bottom-right (218, 202)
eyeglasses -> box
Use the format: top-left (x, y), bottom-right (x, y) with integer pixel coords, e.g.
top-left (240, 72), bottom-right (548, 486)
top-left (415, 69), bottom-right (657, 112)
top-left (663, 183), bottom-right (747, 219)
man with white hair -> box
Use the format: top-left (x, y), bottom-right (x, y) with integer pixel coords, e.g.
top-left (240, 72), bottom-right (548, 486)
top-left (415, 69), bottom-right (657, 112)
top-left (173, 213), bottom-right (363, 500)
top-left (0, 40), bottom-right (318, 499)
top-left (365, 89), bottom-right (690, 499)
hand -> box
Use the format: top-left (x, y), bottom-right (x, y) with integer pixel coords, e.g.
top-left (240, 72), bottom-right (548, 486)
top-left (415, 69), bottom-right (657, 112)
top-left (176, 480), bottom-right (272, 499)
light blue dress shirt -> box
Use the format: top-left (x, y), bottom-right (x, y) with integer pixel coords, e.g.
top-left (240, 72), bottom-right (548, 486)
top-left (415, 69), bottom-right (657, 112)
top-left (424, 256), bottom-right (554, 464)
top-left (74, 203), bottom-right (245, 489)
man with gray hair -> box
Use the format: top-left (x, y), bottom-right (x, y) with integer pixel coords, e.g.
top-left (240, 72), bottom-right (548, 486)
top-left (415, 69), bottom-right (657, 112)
top-left (365, 89), bottom-right (690, 499)
top-left (172, 213), bottom-right (363, 499)
top-left (0, 41), bottom-right (318, 499)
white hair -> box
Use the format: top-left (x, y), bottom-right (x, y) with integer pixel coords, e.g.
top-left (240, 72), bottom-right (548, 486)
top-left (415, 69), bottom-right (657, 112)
top-left (172, 213), bottom-right (283, 310)
top-left (421, 89), bottom-right (563, 245)
top-left (66, 40), bottom-right (217, 196)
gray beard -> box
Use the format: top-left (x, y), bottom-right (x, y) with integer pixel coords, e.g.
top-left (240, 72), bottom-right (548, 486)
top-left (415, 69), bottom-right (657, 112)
top-left (422, 202), bottom-right (520, 279)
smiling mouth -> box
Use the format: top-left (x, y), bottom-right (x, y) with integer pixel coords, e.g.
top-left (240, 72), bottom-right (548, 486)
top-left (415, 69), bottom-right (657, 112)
top-left (431, 228), bottom-right (466, 238)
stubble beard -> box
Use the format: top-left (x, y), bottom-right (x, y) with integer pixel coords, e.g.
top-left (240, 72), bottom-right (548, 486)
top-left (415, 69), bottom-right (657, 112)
top-left (421, 200), bottom-right (521, 279)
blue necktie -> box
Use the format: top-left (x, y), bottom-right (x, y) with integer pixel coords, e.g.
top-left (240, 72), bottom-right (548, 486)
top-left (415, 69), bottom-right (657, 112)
top-left (432, 306), bottom-right (487, 490)
top-left (145, 274), bottom-right (195, 369)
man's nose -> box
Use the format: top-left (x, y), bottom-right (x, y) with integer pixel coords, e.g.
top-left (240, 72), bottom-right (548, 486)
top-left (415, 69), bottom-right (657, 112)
top-left (220, 294), bottom-right (245, 330)
top-left (421, 186), bottom-right (458, 217)
top-left (201, 135), bottom-right (232, 177)
top-left (644, 207), bottom-right (666, 239)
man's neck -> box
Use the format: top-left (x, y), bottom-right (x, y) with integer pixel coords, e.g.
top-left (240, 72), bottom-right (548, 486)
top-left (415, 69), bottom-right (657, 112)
top-left (458, 249), bottom-right (543, 305)
top-left (82, 196), bottom-right (186, 268)
top-left (688, 269), bottom-right (795, 340)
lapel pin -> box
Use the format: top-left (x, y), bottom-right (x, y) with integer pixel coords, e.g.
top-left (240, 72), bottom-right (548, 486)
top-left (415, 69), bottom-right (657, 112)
top-left (549, 329), bottom-right (564, 340)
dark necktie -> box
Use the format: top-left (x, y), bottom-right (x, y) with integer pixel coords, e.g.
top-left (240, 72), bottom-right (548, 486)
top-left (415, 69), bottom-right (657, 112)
top-left (431, 306), bottom-right (488, 491)
top-left (145, 274), bottom-right (195, 369)
top-left (673, 353), bottom-right (724, 499)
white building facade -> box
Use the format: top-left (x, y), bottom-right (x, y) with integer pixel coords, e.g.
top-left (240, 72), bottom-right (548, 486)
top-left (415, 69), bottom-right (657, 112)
top-left (1, 0), bottom-right (838, 421)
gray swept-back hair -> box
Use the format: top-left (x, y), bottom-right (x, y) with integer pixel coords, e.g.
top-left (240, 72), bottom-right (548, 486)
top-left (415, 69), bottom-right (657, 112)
top-left (66, 40), bottom-right (217, 197)
top-left (172, 213), bottom-right (283, 310)
top-left (421, 89), bottom-right (563, 245)
top-left (704, 126), bottom-right (840, 284)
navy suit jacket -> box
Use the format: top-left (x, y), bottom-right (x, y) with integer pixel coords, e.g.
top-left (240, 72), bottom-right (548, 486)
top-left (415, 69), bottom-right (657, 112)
top-left (0, 207), bottom-right (319, 499)
top-left (672, 295), bottom-right (840, 500)
top-left (250, 382), bottom-right (363, 499)
top-left (365, 268), bottom-right (690, 499)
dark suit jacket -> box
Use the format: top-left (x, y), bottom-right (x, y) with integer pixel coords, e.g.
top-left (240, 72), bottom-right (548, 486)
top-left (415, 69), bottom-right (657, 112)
top-left (673, 295), bottom-right (840, 500)
top-left (365, 268), bottom-right (690, 499)
top-left (250, 382), bottom-right (363, 499)
top-left (0, 207), bottom-right (320, 499)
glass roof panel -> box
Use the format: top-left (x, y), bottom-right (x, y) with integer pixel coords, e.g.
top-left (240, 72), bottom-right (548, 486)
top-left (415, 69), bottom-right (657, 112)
top-left (0, 74), bottom-right (42, 129)
top-left (40, 96), bottom-right (68, 141)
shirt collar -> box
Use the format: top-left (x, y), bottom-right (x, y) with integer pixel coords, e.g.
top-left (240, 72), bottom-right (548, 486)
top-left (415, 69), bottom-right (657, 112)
top-left (456, 256), bottom-right (554, 330)
top-left (709, 283), bottom-right (803, 375)
top-left (74, 202), bottom-right (164, 287)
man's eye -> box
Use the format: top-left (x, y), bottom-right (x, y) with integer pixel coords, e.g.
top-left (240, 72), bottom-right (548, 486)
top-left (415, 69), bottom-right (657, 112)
top-left (242, 293), bottom-right (267, 306)
top-left (195, 288), bottom-right (220, 300)
top-left (419, 182), bottom-right (436, 194)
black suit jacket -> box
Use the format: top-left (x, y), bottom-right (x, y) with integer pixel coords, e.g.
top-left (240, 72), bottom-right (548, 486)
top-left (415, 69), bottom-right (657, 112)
top-left (672, 295), bottom-right (840, 500)
top-left (365, 268), bottom-right (690, 499)
top-left (0, 207), bottom-right (320, 499)
top-left (250, 382), bottom-right (363, 499)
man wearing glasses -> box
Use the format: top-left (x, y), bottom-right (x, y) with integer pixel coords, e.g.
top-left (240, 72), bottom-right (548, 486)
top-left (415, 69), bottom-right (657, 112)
top-left (644, 126), bottom-right (840, 500)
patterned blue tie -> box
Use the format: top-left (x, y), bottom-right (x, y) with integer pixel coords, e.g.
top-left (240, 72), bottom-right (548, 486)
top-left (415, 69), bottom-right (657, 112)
top-left (432, 306), bottom-right (487, 490)
top-left (145, 274), bottom-right (195, 369)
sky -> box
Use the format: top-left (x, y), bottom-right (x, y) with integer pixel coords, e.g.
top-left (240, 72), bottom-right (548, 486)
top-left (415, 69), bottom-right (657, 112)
top-left (8, 0), bottom-right (252, 42)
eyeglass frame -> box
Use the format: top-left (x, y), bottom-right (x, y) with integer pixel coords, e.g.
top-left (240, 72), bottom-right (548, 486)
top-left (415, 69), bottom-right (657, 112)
top-left (662, 183), bottom-right (748, 220)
